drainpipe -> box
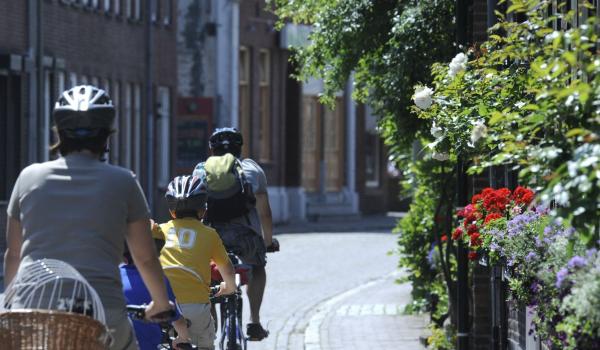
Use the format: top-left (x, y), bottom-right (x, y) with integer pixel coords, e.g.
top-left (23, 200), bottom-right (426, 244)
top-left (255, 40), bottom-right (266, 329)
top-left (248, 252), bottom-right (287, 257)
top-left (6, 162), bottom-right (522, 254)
top-left (455, 0), bottom-right (469, 349)
top-left (27, 0), bottom-right (42, 164)
top-left (146, 0), bottom-right (155, 211)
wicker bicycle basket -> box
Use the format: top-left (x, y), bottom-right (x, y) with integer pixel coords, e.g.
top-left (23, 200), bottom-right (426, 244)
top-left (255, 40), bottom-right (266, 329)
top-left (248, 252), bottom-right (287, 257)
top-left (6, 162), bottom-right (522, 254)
top-left (0, 309), bottom-right (110, 350)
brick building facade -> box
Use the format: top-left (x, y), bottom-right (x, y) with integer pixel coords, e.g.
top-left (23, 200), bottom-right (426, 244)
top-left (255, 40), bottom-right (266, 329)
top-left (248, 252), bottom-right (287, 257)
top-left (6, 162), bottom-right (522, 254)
top-left (0, 0), bottom-right (178, 283)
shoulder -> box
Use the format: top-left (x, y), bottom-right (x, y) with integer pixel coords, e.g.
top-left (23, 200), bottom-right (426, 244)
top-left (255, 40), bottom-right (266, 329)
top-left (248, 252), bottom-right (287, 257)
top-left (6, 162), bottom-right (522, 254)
top-left (20, 160), bottom-right (56, 177)
top-left (102, 164), bottom-right (139, 180)
top-left (240, 158), bottom-right (264, 172)
top-left (15, 161), bottom-right (60, 190)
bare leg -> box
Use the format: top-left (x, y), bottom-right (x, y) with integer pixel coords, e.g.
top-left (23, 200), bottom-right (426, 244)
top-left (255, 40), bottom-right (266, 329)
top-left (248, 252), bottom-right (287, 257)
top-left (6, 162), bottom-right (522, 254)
top-left (247, 265), bottom-right (266, 324)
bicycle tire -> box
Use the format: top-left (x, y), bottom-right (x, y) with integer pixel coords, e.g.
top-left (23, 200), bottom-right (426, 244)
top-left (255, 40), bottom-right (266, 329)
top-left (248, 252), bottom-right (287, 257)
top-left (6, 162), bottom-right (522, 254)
top-left (227, 295), bottom-right (238, 350)
top-left (236, 295), bottom-right (247, 350)
top-left (219, 302), bottom-right (227, 350)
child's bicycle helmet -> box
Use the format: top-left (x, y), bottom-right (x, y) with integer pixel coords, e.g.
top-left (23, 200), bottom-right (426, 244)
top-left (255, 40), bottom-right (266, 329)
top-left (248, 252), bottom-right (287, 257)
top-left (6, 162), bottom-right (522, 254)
top-left (165, 175), bottom-right (208, 214)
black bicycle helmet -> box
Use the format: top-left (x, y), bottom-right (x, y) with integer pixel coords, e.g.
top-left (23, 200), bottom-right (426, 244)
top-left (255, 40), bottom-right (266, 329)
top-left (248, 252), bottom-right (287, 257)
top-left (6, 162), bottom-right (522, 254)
top-left (165, 175), bottom-right (208, 214)
top-left (209, 127), bottom-right (243, 151)
top-left (53, 85), bottom-right (115, 138)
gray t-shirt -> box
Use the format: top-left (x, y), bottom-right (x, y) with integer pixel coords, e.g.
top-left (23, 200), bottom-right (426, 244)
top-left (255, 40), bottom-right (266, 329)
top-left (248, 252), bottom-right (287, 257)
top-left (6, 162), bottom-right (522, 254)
top-left (229, 159), bottom-right (267, 236)
top-left (7, 153), bottom-right (150, 310)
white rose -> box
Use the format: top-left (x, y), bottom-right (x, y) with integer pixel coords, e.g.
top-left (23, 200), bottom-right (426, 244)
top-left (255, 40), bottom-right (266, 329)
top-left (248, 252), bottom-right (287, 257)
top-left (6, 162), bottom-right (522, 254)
top-left (430, 122), bottom-right (444, 139)
top-left (413, 86), bottom-right (434, 110)
top-left (470, 121), bottom-right (488, 144)
top-left (432, 151), bottom-right (450, 161)
top-left (448, 53), bottom-right (468, 78)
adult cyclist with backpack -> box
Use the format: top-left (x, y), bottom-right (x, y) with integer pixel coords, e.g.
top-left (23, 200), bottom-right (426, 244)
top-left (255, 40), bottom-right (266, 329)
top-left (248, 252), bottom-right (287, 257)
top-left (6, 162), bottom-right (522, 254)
top-left (193, 127), bottom-right (275, 341)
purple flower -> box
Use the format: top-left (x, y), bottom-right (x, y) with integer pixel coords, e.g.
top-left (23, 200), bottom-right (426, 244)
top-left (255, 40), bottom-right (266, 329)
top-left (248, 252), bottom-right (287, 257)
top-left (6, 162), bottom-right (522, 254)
top-left (525, 251), bottom-right (537, 263)
top-left (530, 281), bottom-right (540, 293)
top-left (427, 244), bottom-right (436, 268)
top-left (490, 241), bottom-right (500, 252)
top-left (556, 267), bottom-right (569, 288)
top-left (586, 248), bottom-right (598, 259)
top-left (567, 256), bottom-right (586, 269)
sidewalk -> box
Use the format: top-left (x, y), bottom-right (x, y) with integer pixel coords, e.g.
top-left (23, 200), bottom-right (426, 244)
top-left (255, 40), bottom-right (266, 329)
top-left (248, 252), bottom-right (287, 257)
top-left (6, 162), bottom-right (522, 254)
top-left (309, 272), bottom-right (429, 350)
top-left (274, 213), bottom-right (405, 234)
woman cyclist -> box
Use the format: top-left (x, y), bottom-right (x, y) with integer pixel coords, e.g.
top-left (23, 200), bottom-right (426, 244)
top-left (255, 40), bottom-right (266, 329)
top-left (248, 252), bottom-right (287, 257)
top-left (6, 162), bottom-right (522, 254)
top-left (4, 85), bottom-right (174, 350)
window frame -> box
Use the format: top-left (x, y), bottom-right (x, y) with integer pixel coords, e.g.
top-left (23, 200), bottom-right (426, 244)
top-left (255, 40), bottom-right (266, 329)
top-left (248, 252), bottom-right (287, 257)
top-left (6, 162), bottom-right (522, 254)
top-left (258, 49), bottom-right (271, 162)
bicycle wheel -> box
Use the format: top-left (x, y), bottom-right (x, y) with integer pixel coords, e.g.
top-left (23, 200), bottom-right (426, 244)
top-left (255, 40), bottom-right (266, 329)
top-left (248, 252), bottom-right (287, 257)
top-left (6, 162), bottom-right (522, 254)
top-left (219, 301), bottom-right (227, 350)
top-left (236, 294), bottom-right (247, 350)
top-left (226, 295), bottom-right (238, 350)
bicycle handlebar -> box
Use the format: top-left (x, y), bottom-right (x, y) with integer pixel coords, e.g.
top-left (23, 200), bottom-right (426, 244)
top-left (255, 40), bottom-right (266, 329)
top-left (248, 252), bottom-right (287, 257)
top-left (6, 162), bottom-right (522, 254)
top-left (125, 305), bottom-right (176, 322)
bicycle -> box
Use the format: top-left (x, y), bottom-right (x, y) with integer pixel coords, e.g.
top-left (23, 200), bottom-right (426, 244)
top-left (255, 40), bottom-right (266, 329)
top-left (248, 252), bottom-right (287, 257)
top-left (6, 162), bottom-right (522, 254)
top-left (210, 238), bottom-right (280, 350)
top-left (127, 304), bottom-right (194, 350)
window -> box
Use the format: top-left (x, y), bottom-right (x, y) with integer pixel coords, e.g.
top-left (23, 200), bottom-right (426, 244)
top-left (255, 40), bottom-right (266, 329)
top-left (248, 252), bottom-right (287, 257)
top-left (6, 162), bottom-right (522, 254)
top-left (91, 76), bottom-right (99, 87)
top-left (163, 0), bottom-right (172, 25)
top-left (114, 0), bottom-right (120, 15)
top-left (365, 132), bottom-right (381, 188)
top-left (103, 0), bottom-right (111, 13)
top-left (91, 0), bottom-right (99, 9)
top-left (123, 83), bottom-right (132, 168)
top-left (0, 73), bottom-right (23, 201)
top-left (258, 49), bottom-right (271, 162)
top-left (323, 98), bottom-right (345, 192)
top-left (43, 70), bottom-right (53, 161)
top-left (133, 84), bottom-right (142, 177)
top-left (69, 72), bottom-right (77, 88)
top-left (301, 97), bottom-right (321, 192)
top-left (111, 81), bottom-right (121, 164)
top-left (125, 0), bottom-right (132, 18)
top-left (151, 0), bottom-right (159, 23)
top-left (157, 86), bottom-right (171, 187)
top-left (79, 75), bottom-right (88, 85)
top-left (134, 0), bottom-right (141, 20)
top-left (239, 47), bottom-right (251, 158)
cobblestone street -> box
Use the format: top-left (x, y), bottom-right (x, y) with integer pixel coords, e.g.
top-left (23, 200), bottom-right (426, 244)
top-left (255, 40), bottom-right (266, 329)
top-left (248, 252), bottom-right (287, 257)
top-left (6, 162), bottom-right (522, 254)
top-left (218, 215), bottom-right (427, 350)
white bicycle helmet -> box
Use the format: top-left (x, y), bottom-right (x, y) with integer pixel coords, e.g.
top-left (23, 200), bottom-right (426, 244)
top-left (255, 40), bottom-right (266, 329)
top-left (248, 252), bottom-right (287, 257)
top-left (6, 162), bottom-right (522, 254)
top-left (53, 85), bottom-right (115, 138)
top-left (165, 175), bottom-right (208, 213)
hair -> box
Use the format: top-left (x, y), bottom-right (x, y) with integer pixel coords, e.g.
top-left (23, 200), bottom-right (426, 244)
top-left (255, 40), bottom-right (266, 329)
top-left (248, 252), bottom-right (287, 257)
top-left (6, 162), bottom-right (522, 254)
top-left (212, 145), bottom-right (242, 158)
top-left (50, 127), bottom-right (113, 157)
top-left (172, 209), bottom-right (203, 219)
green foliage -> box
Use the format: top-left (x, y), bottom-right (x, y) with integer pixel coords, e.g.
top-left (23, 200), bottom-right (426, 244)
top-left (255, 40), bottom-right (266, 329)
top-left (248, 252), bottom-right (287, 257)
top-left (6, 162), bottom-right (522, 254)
top-left (414, 0), bottom-right (600, 243)
top-left (269, 0), bottom-right (456, 149)
top-left (395, 156), bottom-right (455, 322)
top-left (427, 324), bottom-right (455, 350)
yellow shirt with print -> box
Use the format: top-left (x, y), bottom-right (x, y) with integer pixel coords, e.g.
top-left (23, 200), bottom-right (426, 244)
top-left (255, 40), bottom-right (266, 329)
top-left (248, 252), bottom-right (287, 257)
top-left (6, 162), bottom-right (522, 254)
top-left (153, 218), bottom-right (229, 304)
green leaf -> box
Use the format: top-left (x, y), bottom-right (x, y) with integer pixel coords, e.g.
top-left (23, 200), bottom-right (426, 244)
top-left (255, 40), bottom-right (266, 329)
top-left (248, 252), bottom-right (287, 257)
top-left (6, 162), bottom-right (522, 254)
top-left (563, 52), bottom-right (577, 66)
top-left (565, 128), bottom-right (588, 138)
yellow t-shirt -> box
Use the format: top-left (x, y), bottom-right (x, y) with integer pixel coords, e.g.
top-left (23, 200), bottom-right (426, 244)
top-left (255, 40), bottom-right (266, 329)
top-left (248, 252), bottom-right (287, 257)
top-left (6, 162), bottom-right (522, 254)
top-left (153, 218), bottom-right (229, 304)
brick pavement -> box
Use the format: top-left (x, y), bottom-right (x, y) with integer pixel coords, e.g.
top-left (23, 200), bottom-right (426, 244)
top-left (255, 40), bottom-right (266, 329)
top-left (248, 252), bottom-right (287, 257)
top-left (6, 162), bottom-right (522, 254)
top-left (310, 273), bottom-right (429, 350)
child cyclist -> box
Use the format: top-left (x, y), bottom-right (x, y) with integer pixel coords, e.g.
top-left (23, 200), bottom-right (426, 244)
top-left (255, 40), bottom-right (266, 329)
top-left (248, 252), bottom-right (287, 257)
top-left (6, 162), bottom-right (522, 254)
top-left (154, 175), bottom-right (236, 350)
top-left (121, 238), bottom-right (192, 350)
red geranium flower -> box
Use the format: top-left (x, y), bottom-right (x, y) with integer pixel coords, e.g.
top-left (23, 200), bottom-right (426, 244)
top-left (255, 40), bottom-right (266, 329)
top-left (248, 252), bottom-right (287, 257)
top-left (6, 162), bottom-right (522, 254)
top-left (512, 186), bottom-right (534, 206)
top-left (452, 227), bottom-right (464, 240)
top-left (483, 188), bottom-right (511, 213)
top-left (441, 234), bottom-right (448, 242)
top-left (467, 224), bottom-right (479, 234)
top-left (468, 251), bottom-right (478, 260)
top-left (481, 188), bottom-right (495, 198)
top-left (484, 212), bottom-right (503, 224)
top-left (470, 232), bottom-right (482, 246)
top-left (471, 194), bottom-right (484, 205)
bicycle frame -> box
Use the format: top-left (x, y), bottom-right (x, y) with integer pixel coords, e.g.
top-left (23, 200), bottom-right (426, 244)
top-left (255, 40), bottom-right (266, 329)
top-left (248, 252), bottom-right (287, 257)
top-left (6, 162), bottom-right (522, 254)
top-left (212, 254), bottom-right (248, 350)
